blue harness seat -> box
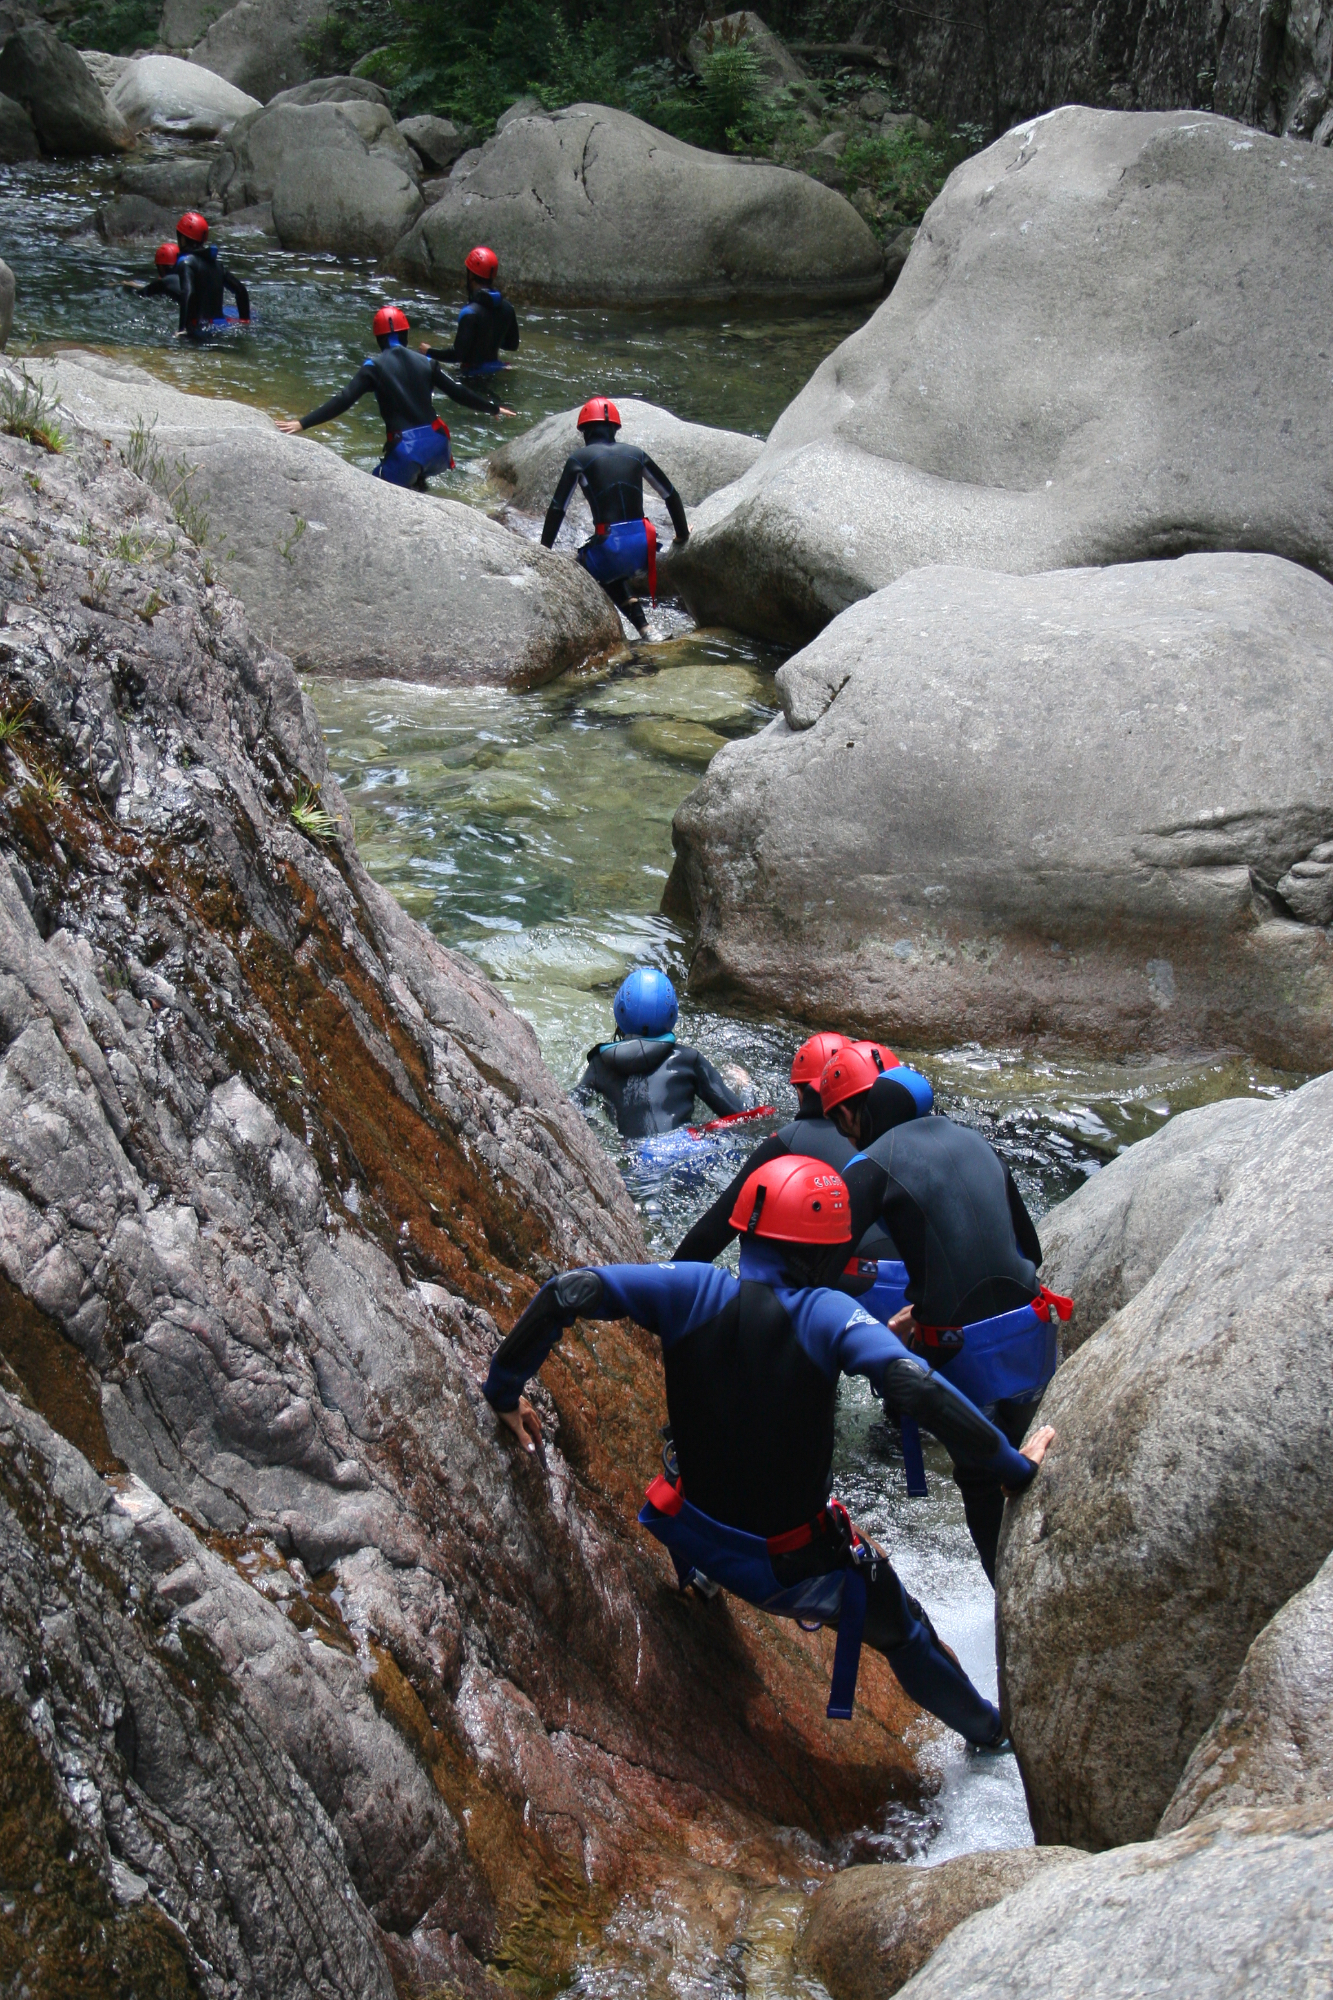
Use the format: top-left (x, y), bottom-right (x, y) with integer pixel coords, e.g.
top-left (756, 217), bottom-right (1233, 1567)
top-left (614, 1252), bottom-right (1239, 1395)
top-left (578, 518), bottom-right (657, 596)
top-left (374, 419), bottom-right (454, 487)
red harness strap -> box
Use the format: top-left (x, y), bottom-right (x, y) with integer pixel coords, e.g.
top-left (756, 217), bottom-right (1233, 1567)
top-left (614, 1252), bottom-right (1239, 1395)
top-left (1031, 1285), bottom-right (1075, 1323)
top-left (644, 1471), bottom-right (684, 1516)
top-left (766, 1498), bottom-right (857, 1557)
top-left (643, 517), bottom-right (657, 602)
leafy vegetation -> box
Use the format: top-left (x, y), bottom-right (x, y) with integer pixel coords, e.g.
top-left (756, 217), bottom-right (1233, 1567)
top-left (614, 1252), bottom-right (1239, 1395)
top-left (0, 371), bottom-right (66, 456)
top-left (64, 0), bottom-right (162, 55)
top-left (290, 783), bottom-right (339, 842)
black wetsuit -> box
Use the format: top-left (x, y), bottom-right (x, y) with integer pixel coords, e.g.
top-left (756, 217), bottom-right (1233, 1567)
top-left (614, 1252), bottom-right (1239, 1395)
top-left (845, 1116), bottom-right (1044, 1579)
top-left (427, 287), bottom-right (518, 373)
top-left (299, 346), bottom-right (500, 437)
top-left (136, 272), bottom-right (184, 305)
top-left (578, 1035), bottom-right (743, 1139)
top-left (177, 248), bottom-right (249, 338)
top-left (542, 437), bottom-right (688, 630)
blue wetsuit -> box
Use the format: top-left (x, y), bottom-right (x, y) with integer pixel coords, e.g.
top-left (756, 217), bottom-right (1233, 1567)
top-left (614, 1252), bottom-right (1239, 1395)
top-left (484, 1247), bottom-right (1036, 1743)
top-left (427, 286), bottom-right (518, 375)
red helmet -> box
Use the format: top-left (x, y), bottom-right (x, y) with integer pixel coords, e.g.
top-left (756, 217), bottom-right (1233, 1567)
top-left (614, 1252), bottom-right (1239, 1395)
top-left (577, 397), bottom-right (621, 432)
top-left (176, 211), bottom-right (209, 243)
top-left (790, 1031), bottom-right (847, 1088)
top-left (372, 305), bottom-right (410, 337)
top-left (464, 245), bottom-right (498, 281)
top-left (155, 242), bottom-right (180, 271)
top-left (820, 1043), bottom-right (891, 1115)
top-left (728, 1154), bottom-right (852, 1247)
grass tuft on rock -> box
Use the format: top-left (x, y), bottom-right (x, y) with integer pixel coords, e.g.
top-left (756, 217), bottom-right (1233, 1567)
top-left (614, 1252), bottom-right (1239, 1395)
top-left (290, 783), bottom-right (339, 842)
top-left (0, 371), bottom-right (66, 456)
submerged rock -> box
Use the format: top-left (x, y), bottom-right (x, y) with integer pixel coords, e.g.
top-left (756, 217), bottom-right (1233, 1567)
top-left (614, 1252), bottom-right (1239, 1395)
top-left (0, 407), bottom-right (926, 1986)
top-left (667, 108), bottom-right (1333, 645)
top-left (187, 0), bottom-right (337, 102)
top-left (887, 1807), bottom-right (1333, 2000)
top-left (798, 1847), bottom-right (1084, 1998)
top-left (108, 53), bottom-right (259, 136)
top-left (491, 398), bottom-right (763, 517)
top-left (1159, 1549), bottom-right (1333, 1831)
top-left (668, 554), bottom-right (1333, 1070)
top-left (0, 23), bottom-right (130, 156)
top-left (997, 1068), bottom-right (1333, 1848)
top-left (46, 351), bottom-right (622, 686)
top-left (393, 102), bottom-right (884, 306)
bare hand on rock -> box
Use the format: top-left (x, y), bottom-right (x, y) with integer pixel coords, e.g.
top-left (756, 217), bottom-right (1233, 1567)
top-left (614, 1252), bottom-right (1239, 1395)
top-left (1004, 1424), bottom-right (1055, 1497)
top-left (499, 1395), bottom-right (543, 1458)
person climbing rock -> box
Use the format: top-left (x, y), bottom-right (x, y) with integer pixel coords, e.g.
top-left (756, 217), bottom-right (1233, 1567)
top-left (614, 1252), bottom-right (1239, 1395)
top-left (122, 241), bottom-right (184, 307)
top-left (484, 1154), bottom-right (1055, 1746)
top-left (825, 1048), bottom-right (1069, 1581)
top-left (276, 306), bottom-right (516, 489)
top-left (541, 397), bottom-right (688, 636)
top-left (418, 245), bottom-right (519, 377)
top-left (171, 211), bottom-right (250, 341)
top-left (672, 1035), bottom-right (931, 1264)
top-left (578, 968), bottom-right (744, 1139)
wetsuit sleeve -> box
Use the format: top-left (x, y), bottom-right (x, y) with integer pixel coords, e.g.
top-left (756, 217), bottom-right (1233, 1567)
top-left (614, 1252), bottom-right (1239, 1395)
top-left (501, 299), bottom-right (519, 351)
top-left (542, 459), bottom-right (580, 547)
top-left (427, 305), bottom-right (474, 367)
top-left (482, 1263), bottom-right (735, 1408)
top-left (672, 1132), bottom-right (789, 1262)
top-left (300, 363), bottom-right (376, 429)
top-left (642, 455), bottom-right (689, 540)
top-left (689, 1052), bottom-right (745, 1121)
top-left (139, 275), bottom-right (184, 300)
top-left (843, 1155), bottom-right (891, 1254)
top-left (175, 260), bottom-right (196, 332)
top-left (221, 265), bottom-right (250, 318)
top-left (428, 360), bottom-right (500, 415)
top-left (1005, 1166), bottom-right (1043, 1268)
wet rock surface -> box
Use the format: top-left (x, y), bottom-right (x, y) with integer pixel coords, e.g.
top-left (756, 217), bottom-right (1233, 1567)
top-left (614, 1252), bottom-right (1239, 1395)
top-left (889, 1806), bottom-right (1333, 2000)
top-left (44, 350), bottom-right (624, 687)
top-left (393, 102), bottom-right (885, 306)
top-left (0, 409), bottom-right (925, 1988)
top-left (1159, 1548), bottom-right (1333, 1831)
top-left (668, 554), bottom-right (1333, 1069)
top-left (798, 1846), bottom-right (1084, 1999)
top-left (997, 1069), bottom-right (1333, 1848)
top-left (490, 396), bottom-right (763, 518)
top-left (667, 109), bottom-right (1333, 645)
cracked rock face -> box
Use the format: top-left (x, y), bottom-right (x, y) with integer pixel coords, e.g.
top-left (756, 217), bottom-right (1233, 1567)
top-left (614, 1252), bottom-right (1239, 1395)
top-left (667, 109), bottom-right (1333, 646)
top-left (0, 422), bottom-right (923, 1991)
top-left (392, 102), bottom-right (885, 306)
top-left (668, 554), bottom-right (1333, 1067)
top-left (996, 1068), bottom-right (1333, 1849)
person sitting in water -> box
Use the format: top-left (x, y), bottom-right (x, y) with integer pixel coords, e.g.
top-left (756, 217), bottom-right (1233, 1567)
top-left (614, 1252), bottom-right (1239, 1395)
top-left (483, 1155), bottom-right (1055, 1748)
top-left (672, 1036), bottom-right (931, 1264)
top-left (541, 398), bottom-right (688, 637)
top-left (578, 969), bottom-right (744, 1139)
top-left (826, 1048), bottom-right (1066, 1583)
top-left (171, 211), bottom-right (250, 341)
top-left (418, 245), bottom-right (519, 377)
top-left (276, 306), bottom-right (516, 490)
top-left (122, 241), bottom-right (185, 308)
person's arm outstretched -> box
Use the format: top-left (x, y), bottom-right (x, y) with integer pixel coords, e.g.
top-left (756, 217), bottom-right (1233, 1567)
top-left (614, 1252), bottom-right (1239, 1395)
top-left (643, 454), bottom-right (688, 542)
top-left (220, 265), bottom-right (250, 320)
top-left (542, 459), bottom-right (580, 547)
top-left (276, 362), bottom-right (376, 433)
top-left (672, 1133), bottom-right (788, 1263)
top-left (428, 359), bottom-right (510, 416)
top-left (690, 1050), bottom-right (745, 1121)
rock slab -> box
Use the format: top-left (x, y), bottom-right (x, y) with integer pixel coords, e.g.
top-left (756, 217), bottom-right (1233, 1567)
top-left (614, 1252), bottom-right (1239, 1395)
top-left (997, 1068), bottom-right (1333, 1848)
top-left (47, 350), bottom-right (622, 686)
top-left (669, 554), bottom-right (1333, 1071)
top-left (668, 108), bottom-right (1333, 645)
top-left (394, 102), bottom-right (883, 306)
top-left (108, 53), bottom-right (259, 137)
top-left (213, 95), bottom-right (423, 254)
top-left (490, 397), bottom-right (763, 517)
top-left (188, 0), bottom-right (336, 102)
top-left (798, 1848), bottom-right (1084, 2000)
top-left (0, 23), bottom-right (129, 156)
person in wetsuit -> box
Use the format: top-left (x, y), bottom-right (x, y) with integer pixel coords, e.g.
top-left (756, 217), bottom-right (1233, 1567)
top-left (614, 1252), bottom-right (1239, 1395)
top-left (172, 212), bottom-right (250, 341)
top-left (484, 1154), bottom-right (1055, 1749)
top-left (578, 968), bottom-right (744, 1139)
top-left (542, 397), bottom-right (688, 636)
top-left (672, 1035), bottom-right (930, 1264)
top-left (419, 244), bottom-right (519, 377)
top-left (123, 241), bottom-right (184, 309)
top-left (826, 1052), bottom-right (1055, 1582)
top-left (276, 305), bottom-right (515, 489)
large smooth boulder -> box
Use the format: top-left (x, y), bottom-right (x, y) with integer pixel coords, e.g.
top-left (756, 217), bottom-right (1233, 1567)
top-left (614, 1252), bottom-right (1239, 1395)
top-left (1039, 1096), bottom-right (1278, 1352)
top-left (1159, 1550), bottom-right (1333, 1832)
top-left (188, 0), bottom-right (336, 101)
top-left (889, 1807), bottom-right (1333, 2000)
top-left (47, 351), bottom-right (622, 686)
top-left (267, 72), bottom-right (391, 108)
top-left (997, 1068), bottom-right (1333, 1849)
top-left (491, 398), bottom-right (763, 517)
top-left (215, 96), bottom-right (423, 253)
top-left (798, 1849), bottom-right (1084, 2000)
top-left (0, 87), bottom-right (37, 160)
top-left (0, 23), bottom-right (130, 155)
top-left (668, 555), bottom-right (1333, 1071)
top-left (393, 102), bottom-right (884, 306)
top-left (397, 111), bottom-right (470, 171)
top-left (108, 53), bottom-right (259, 136)
top-left (667, 108), bottom-right (1333, 645)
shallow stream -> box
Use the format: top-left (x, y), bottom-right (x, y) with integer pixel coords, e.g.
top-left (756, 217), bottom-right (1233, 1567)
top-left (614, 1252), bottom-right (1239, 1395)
top-left (1, 144), bottom-right (1303, 1995)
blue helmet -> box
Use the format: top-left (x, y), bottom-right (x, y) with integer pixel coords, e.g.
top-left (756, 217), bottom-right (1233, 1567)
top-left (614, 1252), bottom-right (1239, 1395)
top-left (613, 967), bottom-right (678, 1039)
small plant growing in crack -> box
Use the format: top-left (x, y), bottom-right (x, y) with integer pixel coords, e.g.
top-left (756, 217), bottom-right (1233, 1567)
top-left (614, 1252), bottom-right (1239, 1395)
top-left (290, 782), bottom-right (338, 842)
top-left (24, 753), bottom-right (67, 806)
top-left (0, 701), bottom-right (30, 746)
top-left (277, 516), bottom-right (307, 564)
top-left (0, 369), bottom-right (67, 455)
top-left (136, 590), bottom-right (166, 623)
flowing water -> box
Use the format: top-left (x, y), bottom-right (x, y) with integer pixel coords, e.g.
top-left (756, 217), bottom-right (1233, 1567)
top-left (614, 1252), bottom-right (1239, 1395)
top-left (1, 144), bottom-right (1306, 1994)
